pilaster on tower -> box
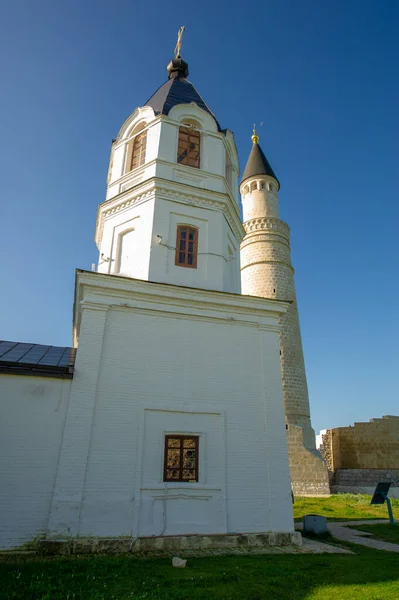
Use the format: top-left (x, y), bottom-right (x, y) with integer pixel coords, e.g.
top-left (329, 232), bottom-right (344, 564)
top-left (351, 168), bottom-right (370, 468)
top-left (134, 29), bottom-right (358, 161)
top-left (240, 130), bottom-right (330, 496)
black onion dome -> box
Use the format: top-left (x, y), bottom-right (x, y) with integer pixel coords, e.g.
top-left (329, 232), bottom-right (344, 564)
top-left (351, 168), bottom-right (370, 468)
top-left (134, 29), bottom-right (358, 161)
top-left (241, 142), bottom-right (280, 188)
top-left (145, 56), bottom-right (222, 132)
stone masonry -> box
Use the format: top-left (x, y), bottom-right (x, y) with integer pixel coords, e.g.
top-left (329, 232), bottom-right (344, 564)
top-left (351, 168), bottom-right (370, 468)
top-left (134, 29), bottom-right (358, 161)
top-left (319, 415), bottom-right (399, 491)
top-left (240, 174), bottom-right (330, 496)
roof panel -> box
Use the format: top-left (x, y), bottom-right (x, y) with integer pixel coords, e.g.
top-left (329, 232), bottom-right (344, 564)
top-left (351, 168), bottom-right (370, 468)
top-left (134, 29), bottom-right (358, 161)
top-left (38, 346), bottom-right (67, 366)
top-left (0, 341), bottom-right (18, 358)
top-left (0, 340), bottom-right (76, 378)
top-left (18, 345), bottom-right (51, 364)
top-left (0, 343), bottom-right (34, 362)
top-left (59, 347), bottom-right (77, 367)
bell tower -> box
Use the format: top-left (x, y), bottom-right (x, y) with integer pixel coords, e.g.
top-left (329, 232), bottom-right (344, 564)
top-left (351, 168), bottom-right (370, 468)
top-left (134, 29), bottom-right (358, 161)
top-left (94, 51), bottom-right (243, 294)
top-left (240, 130), bottom-right (330, 495)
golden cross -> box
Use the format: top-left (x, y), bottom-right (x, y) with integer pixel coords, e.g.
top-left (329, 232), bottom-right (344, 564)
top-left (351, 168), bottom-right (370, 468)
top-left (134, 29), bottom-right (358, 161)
top-left (174, 26), bottom-right (185, 58)
top-left (252, 123), bottom-right (259, 144)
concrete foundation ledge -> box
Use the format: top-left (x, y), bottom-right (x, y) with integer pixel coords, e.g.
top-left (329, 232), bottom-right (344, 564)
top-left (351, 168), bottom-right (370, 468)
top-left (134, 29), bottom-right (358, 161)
top-left (37, 532), bottom-right (302, 556)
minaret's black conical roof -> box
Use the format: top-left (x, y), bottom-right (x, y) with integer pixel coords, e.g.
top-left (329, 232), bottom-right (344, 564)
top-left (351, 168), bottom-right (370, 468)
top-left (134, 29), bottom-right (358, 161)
top-left (241, 139), bottom-right (279, 188)
top-left (145, 56), bottom-right (222, 132)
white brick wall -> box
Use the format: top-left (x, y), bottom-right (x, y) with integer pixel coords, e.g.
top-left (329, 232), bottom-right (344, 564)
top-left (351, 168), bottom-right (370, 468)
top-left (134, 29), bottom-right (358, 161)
top-left (0, 375), bottom-right (71, 549)
top-left (48, 272), bottom-right (294, 539)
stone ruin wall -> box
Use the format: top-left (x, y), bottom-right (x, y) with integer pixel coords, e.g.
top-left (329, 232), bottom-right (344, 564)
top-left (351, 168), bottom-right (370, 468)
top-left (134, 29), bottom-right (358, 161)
top-left (287, 424), bottom-right (330, 497)
top-left (319, 415), bottom-right (399, 490)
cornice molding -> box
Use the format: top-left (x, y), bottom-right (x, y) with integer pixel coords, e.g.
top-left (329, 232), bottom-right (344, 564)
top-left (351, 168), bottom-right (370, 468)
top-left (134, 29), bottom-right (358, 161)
top-left (240, 173), bottom-right (279, 194)
top-left (73, 269), bottom-right (290, 343)
top-left (95, 177), bottom-right (244, 248)
top-left (116, 106), bottom-right (157, 142)
top-left (109, 157), bottom-right (206, 191)
top-left (243, 217), bottom-right (290, 237)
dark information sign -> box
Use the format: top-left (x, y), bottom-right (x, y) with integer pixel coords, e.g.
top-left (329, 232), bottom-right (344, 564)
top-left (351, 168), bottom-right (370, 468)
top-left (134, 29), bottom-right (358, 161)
top-left (371, 482), bottom-right (392, 505)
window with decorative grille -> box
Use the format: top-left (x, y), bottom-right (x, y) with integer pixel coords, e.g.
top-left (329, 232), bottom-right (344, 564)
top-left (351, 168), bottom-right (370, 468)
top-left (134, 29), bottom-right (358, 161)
top-left (177, 126), bottom-right (200, 168)
top-left (163, 435), bottom-right (199, 482)
top-left (175, 225), bottom-right (198, 268)
top-left (130, 131), bottom-right (147, 170)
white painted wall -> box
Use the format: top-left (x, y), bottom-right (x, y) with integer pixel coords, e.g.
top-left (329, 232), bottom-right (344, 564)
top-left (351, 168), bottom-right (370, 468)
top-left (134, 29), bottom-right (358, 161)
top-left (97, 199), bottom-right (155, 280)
top-left (0, 375), bottom-right (71, 549)
top-left (96, 98), bottom-right (243, 293)
top-left (97, 197), bottom-right (240, 292)
top-left (105, 105), bottom-right (239, 205)
top-left (48, 272), bottom-right (294, 539)
top-left (150, 198), bottom-right (240, 292)
top-left (316, 429), bottom-right (327, 449)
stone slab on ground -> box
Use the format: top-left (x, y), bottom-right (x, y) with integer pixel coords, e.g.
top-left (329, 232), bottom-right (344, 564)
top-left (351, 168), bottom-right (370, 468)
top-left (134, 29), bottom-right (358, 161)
top-left (303, 514), bottom-right (328, 535)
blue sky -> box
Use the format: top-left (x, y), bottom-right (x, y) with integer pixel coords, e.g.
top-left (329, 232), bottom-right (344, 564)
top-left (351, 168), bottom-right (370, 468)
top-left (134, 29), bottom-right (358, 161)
top-left (1, 0), bottom-right (398, 433)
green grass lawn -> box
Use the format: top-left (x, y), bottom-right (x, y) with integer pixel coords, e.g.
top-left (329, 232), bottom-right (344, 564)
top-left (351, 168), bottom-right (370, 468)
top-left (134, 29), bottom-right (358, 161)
top-left (293, 493), bottom-right (399, 522)
top-left (348, 522), bottom-right (399, 544)
top-left (2, 495), bottom-right (399, 600)
top-left (1, 546), bottom-right (399, 600)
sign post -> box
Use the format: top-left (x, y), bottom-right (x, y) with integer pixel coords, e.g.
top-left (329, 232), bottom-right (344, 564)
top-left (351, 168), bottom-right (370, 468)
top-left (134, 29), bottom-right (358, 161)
top-left (370, 482), bottom-right (395, 526)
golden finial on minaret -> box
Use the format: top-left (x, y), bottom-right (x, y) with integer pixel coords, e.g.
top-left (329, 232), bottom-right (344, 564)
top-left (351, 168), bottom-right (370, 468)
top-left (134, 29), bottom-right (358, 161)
top-left (174, 26), bottom-right (185, 58)
top-left (252, 123), bottom-right (259, 144)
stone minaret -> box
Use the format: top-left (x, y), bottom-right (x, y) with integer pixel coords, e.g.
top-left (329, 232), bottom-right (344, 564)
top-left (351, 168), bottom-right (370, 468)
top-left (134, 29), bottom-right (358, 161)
top-left (240, 130), bottom-right (329, 495)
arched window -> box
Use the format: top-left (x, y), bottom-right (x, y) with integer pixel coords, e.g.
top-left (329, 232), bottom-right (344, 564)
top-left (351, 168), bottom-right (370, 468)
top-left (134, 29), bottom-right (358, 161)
top-left (175, 225), bottom-right (199, 268)
top-left (177, 126), bottom-right (200, 168)
top-left (130, 130), bottom-right (147, 170)
top-left (250, 181), bottom-right (257, 192)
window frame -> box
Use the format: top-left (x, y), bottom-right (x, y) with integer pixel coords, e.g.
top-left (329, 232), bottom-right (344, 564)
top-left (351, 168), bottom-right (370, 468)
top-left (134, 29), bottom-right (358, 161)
top-left (175, 225), bottom-right (199, 269)
top-left (130, 130), bottom-right (147, 170)
top-left (177, 126), bottom-right (201, 169)
top-left (163, 435), bottom-right (199, 483)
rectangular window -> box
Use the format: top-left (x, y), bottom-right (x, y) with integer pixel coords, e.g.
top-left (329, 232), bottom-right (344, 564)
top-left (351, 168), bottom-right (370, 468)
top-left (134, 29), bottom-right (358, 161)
top-left (163, 435), bottom-right (199, 482)
top-left (175, 225), bottom-right (198, 268)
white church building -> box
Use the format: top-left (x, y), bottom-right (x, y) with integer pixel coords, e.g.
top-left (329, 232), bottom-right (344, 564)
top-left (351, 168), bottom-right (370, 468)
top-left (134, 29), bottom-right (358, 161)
top-left (0, 49), bottom-right (326, 553)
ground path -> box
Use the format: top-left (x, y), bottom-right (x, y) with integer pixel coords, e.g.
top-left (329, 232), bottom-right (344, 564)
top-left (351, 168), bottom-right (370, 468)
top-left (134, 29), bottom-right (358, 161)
top-left (298, 519), bottom-right (399, 553)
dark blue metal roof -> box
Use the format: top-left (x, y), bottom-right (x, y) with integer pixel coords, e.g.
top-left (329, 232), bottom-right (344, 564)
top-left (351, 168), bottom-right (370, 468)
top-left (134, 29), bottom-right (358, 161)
top-left (0, 340), bottom-right (76, 378)
top-left (145, 74), bottom-right (222, 132)
top-left (241, 142), bottom-right (279, 188)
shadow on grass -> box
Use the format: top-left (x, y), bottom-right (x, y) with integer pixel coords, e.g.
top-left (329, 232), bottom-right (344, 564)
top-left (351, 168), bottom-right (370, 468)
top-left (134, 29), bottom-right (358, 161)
top-left (296, 529), bottom-right (334, 542)
top-left (294, 516), bottom-right (390, 522)
top-left (1, 546), bottom-right (399, 600)
top-left (347, 523), bottom-right (399, 544)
